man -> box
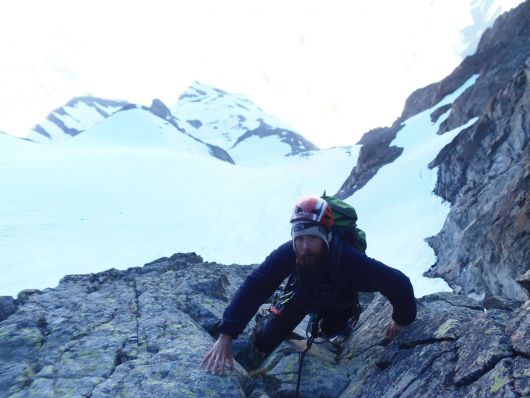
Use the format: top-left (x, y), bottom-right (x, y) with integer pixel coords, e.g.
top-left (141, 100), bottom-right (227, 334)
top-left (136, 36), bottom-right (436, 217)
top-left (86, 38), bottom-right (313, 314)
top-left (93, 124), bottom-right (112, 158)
top-left (202, 196), bottom-right (417, 374)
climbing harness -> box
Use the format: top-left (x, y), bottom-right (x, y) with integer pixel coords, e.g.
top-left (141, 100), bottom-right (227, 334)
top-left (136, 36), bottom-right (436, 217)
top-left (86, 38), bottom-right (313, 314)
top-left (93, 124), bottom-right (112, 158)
top-left (266, 261), bottom-right (363, 397)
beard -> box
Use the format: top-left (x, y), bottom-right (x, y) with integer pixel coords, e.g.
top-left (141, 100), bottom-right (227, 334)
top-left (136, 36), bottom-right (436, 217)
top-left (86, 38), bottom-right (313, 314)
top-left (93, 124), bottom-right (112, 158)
top-left (296, 250), bottom-right (326, 268)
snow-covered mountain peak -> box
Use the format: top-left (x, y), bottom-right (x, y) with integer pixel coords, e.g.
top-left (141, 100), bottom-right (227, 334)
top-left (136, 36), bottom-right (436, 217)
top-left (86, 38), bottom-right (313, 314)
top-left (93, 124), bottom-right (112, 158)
top-left (172, 81), bottom-right (319, 160)
top-left (177, 81), bottom-right (239, 103)
top-left (26, 83), bottom-right (318, 166)
top-left (67, 105), bottom-right (236, 164)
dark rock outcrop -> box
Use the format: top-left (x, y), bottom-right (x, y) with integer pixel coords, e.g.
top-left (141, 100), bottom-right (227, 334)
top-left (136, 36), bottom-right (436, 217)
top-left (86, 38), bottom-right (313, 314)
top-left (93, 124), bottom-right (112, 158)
top-left (0, 297), bottom-right (16, 322)
top-left (147, 99), bottom-right (236, 165)
top-left (149, 98), bottom-right (173, 120)
top-left (231, 120), bottom-right (319, 155)
top-left (1, 254), bottom-right (528, 397)
top-left (338, 1), bottom-right (530, 300)
top-left (341, 293), bottom-right (529, 397)
top-left (425, 59), bottom-right (530, 300)
top-left (517, 270), bottom-right (530, 294)
top-left (336, 124), bottom-right (403, 198)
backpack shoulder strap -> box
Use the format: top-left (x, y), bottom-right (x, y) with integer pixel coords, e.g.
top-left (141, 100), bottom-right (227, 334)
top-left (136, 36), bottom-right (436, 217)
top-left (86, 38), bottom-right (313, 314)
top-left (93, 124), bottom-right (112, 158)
top-left (329, 237), bottom-right (347, 287)
top-left (329, 236), bottom-right (362, 322)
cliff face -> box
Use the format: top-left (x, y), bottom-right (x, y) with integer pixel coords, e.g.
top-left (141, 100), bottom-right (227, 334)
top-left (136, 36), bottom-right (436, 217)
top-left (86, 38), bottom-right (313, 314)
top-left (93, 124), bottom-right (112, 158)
top-left (0, 254), bottom-right (528, 397)
top-left (426, 58), bottom-right (530, 300)
top-left (338, 1), bottom-right (530, 300)
top-left (336, 123), bottom-right (403, 198)
top-left (0, 254), bottom-right (254, 398)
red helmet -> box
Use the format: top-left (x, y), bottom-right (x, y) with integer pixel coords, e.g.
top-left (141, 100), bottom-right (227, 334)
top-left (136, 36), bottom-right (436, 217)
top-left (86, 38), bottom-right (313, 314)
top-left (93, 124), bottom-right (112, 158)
top-left (290, 196), bottom-right (334, 229)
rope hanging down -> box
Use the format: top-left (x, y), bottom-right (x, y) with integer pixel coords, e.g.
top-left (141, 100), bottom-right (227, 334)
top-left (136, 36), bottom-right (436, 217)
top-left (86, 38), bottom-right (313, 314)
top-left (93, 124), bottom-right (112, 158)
top-left (294, 313), bottom-right (320, 398)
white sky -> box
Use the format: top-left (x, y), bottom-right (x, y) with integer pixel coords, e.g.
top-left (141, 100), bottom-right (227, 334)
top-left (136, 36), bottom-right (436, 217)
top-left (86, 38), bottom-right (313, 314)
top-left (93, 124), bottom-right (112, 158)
top-left (0, 0), bottom-right (523, 148)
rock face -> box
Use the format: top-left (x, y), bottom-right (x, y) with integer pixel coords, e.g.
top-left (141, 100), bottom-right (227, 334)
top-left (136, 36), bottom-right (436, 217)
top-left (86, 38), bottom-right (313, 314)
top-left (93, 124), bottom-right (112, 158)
top-left (1, 254), bottom-right (528, 398)
top-left (231, 120), bottom-right (318, 155)
top-left (0, 254), bottom-right (254, 398)
top-left (341, 293), bottom-right (529, 398)
top-left (426, 59), bottom-right (530, 300)
top-left (424, 2), bottom-right (530, 301)
top-left (336, 124), bottom-right (403, 197)
top-left (338, 1), bottom-right (530, 300)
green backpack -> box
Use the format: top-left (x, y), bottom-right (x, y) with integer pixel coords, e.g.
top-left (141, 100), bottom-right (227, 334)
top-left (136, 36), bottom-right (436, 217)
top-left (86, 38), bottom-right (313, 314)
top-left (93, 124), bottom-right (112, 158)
top-left (321, 192), bottom-right (367, 253)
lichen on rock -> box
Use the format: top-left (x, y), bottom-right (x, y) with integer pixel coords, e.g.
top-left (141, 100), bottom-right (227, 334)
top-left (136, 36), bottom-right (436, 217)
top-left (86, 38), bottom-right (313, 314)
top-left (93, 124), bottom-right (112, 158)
top-left (1, 254), bottom-right (528, 398)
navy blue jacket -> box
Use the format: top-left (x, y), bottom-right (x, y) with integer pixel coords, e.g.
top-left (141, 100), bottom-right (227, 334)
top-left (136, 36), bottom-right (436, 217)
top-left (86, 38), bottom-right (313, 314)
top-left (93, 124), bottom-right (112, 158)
top-left (220, 238), bottom-right (417, 338)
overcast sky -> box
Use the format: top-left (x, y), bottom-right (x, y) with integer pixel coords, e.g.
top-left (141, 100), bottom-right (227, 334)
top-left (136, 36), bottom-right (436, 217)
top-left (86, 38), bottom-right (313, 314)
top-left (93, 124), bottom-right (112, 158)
top-left (0, 0), bottom-right (523, 148)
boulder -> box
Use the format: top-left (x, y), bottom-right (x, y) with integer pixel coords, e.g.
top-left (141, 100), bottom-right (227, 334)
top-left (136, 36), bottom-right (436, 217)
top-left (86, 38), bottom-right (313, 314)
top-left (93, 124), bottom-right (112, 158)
top-left (0, 296), bottom-right (16, 322)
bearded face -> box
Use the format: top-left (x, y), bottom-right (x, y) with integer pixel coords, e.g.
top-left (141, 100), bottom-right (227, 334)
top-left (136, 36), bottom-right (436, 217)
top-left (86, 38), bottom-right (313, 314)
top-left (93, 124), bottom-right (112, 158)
top-left (294, 235), bottom-right (326, 267)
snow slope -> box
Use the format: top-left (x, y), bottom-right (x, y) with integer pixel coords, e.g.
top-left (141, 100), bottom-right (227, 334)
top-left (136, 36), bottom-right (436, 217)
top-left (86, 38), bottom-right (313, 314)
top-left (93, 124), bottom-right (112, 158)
top-left (228, 135), bottom-right (293, 166)
top-left (348, 75), bottom-right (479, 297)
top-left (61, 107), bottom-right (218, 159)
top-left (0, 128), bottom-right (356, 296)
top-left (0, 77), bottom-right (481, 299)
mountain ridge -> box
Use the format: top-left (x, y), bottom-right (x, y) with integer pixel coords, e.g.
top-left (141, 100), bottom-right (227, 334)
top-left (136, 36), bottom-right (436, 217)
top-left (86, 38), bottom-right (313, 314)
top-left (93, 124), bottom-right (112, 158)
top-left (23, 81), bottom-right (319, 166)
top-left (29, 96), bottom-right (130, 141)
top-left (338, 0), bottom-right (530, 301)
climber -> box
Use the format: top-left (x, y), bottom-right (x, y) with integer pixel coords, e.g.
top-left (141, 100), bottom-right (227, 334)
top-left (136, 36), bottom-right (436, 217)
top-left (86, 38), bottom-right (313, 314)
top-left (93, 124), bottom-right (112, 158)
top-left (202, 196), bottom-right (417, 375)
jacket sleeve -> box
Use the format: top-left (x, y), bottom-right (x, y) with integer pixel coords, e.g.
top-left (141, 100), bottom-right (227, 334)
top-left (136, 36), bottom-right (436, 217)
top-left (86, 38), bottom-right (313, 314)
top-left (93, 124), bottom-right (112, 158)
top-left (339, 244), bottom-right (417, 326)
top-left (219, 241), bottom-right (295, 338)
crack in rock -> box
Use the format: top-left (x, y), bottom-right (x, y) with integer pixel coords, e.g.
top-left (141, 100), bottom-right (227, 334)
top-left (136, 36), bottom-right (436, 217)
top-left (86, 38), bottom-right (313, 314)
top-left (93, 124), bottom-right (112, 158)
top-left (398, 348), bottom-right (456, 396)
top-left (399, 337), bottom-right (456, 349)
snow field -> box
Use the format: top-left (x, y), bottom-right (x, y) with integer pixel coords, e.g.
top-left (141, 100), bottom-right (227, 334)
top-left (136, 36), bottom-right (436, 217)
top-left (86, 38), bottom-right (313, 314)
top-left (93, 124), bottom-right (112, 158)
top-left (0, 116), bottom-right (356, 296)
top-left (1, 76), bottom-right (480, 298)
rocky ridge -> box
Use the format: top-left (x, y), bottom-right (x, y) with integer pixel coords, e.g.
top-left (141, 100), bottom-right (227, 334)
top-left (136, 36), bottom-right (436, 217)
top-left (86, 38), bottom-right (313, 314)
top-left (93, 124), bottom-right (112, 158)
top-left (0, 253), bottom-right (528, 398)
top-left (24, 81), bottom-right (314, 164)
top-left (25, 96), bottom-right (235, 164)
top-left (147, 99), bottom-right (235, 164)
top-left (337, 1), bottom-right (530, 300)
